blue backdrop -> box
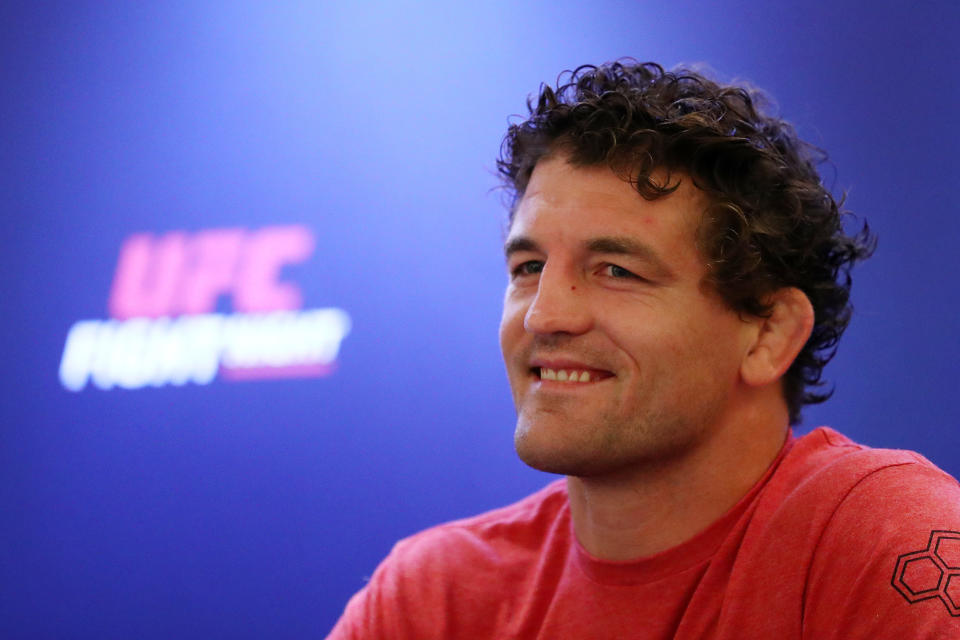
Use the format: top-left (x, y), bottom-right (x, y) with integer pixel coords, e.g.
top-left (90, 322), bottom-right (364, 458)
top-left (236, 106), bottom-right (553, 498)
top-left (1, 1), bottom-right (958, 637)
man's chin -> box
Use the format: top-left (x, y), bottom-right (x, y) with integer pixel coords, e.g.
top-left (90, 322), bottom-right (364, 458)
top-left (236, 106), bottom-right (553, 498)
top-left (512, 415), bottom-right (697, 479)
top-left (514, 428), bottom-right (621, 477)
top-left (515, 448), bottom-right (636, 478)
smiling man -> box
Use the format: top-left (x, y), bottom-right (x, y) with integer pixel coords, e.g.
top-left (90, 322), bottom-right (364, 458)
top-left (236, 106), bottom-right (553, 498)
top-left (328, 61), bottom-right (960, 638)
top-left (500, 155), bottom-right (811, 563)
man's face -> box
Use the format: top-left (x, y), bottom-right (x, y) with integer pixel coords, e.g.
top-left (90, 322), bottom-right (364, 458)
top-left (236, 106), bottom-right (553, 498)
top-left (499, 154), bottom-right (758, 478)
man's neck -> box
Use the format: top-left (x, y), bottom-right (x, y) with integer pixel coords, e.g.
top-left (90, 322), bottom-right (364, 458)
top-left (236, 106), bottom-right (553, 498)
top-left (566, 403), bottom-right (790, 561)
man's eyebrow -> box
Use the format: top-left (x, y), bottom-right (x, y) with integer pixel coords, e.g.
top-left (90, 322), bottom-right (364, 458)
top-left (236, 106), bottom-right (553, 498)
top-left (503, 236), bottom-right (540, 259)
top-left (586, 236), bottom-right (676, 279)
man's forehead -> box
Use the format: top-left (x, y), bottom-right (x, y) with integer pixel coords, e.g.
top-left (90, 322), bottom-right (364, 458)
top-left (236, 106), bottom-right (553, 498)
top-left (518, 159), bottom-right (637, 209)
top-left (509, 161), bottom-right (708, 244)
top-left (515, 155), bottom-right (708, 218)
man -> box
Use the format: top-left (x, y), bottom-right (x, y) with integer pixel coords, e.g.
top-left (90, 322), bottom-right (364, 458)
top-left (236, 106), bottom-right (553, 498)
top-left (329, 61), bottom-right (960, 638)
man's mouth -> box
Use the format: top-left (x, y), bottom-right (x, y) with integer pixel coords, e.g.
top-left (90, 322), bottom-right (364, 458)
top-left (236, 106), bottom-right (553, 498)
top-left (530, 367), bottom-right (614, 383)
top-left (539, 367), bottom-right (591, 382)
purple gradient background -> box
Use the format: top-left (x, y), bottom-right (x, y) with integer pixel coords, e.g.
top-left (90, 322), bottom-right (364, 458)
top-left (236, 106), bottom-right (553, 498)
top-left (1, 1), bottom-right (957, 637)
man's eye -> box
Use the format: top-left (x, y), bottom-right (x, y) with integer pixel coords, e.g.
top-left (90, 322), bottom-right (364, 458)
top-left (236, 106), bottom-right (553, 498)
top-left (511, 261), bottom-right (544, 277)
top-left (605, 264), bottom-right (639, 279)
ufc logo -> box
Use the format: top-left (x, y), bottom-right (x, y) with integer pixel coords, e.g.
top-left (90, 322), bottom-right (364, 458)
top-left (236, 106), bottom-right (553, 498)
top-left (108, 225), bottom-right (314, 319)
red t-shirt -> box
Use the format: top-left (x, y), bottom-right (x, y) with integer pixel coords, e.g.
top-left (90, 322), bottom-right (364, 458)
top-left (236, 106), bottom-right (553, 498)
top-left (329, 428), bottom-right (960, 638)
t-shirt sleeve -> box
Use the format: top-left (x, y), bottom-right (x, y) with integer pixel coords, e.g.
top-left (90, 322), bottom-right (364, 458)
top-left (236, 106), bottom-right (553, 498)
top-left (325, 538), bottom-right (420, 640)
top-left (326, 582), bottom-right (371, 640)
top-left (326, 526), bottom-right (501, 640)
top-left (803, 458), bottom-right (960, 639)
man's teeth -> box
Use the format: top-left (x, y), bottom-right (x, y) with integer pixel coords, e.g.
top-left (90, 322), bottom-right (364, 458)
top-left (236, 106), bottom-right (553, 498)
top-left (540, 368), bottom-right (591, 382)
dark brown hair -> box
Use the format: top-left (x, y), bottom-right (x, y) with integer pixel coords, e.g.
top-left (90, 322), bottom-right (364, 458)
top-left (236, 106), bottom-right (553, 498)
top-left (497, 60), bottom-right (875, 424)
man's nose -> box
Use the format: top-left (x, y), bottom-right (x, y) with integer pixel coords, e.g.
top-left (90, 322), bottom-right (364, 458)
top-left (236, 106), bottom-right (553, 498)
top-left (523, 266), bottom-right (592, 336)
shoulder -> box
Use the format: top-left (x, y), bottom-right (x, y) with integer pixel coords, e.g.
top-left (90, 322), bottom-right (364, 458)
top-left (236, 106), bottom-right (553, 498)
top-left (785, 428), bottom-right (960, 637)
top-left (781, 426), bottom-right (935, 484)
top-left (763, 427), bottom-right (955, 517)
top-left (768, 426), bottom-right (960, 567)
top-left (327, 480), bottom-right (570, 639)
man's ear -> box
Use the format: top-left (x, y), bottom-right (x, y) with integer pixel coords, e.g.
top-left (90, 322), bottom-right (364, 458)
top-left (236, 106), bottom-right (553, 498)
top-left (741, 287), bottom-right (814, 387)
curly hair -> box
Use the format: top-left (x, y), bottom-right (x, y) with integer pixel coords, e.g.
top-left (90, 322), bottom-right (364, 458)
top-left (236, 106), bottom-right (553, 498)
top-left (497, 60), bottom-right (875, 425)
